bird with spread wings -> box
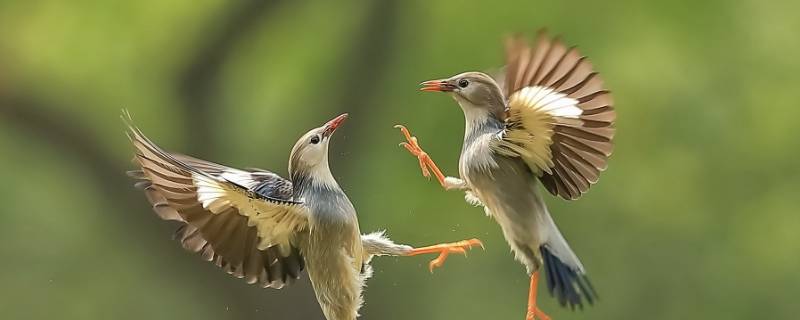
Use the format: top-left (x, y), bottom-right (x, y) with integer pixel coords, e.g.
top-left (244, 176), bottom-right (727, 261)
top-left (395, 30), bottom-right (614, 319)
top-left (124, 111), bottom-right (482, 320)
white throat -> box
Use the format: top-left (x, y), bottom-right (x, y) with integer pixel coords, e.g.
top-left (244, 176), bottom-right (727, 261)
top-left (307, 156), bottom-right (338, 189)
top-left (456, 98), bottom-right (495, 138)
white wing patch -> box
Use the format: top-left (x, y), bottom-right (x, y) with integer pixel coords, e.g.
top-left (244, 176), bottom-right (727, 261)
top-left (194, 174), bottom-right (234, 214)
top-left (493, 86), bottom-right (583, 175)
top-left (193, 173), bottom-right (307, 251)
top-left (512, 86), bottom-right (582, 119)
top-left (219, 169), bottom-right (263, 189)
top-left (501, 33), bottom-right (616, 200)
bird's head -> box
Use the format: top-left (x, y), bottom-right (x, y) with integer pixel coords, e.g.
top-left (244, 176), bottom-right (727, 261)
top-left (288, 113), bottom-right (348, 187)
top-left (420, 71), bottom-right (505, 121)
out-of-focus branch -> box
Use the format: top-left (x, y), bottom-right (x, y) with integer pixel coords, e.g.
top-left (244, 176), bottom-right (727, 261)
top-left (0, 96), bottom-right (134, 203)
top-left (177, 0), bottom-right (285, 156)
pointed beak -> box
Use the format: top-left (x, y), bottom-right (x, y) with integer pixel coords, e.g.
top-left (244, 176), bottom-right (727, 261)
top-left (419, 79), bottom-right (455, 92)
top-left (323, 113), bottom-right (348, 137)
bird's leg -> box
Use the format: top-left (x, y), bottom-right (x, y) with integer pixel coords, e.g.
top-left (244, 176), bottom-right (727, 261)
top-left (404, 238), bottom-right (484, 273)
top-left (394, 124), bottom-right (446, 185)
top-left (394, 125), bottom-right (465, 190)
top-left (526, 272), bottom-right (551, 320)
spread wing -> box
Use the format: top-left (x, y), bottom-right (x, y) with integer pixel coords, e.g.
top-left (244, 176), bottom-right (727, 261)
top-left (124, 112), bottom-right (307, 288)
top-left (492, 30), bottom-right (616, 200)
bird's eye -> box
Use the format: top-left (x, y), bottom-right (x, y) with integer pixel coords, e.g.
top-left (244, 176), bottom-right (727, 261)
top-left (457, 79), bottom-right (469, 88)
top-left (310, 136), bottom-right (321, 144)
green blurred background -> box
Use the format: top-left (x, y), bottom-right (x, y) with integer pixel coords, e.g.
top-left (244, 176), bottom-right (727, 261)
top-left (1, 0), bottom-right (798, 319)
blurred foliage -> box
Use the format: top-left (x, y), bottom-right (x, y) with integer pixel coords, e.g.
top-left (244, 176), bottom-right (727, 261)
top-left (1, 0), bottom-right (799, 319)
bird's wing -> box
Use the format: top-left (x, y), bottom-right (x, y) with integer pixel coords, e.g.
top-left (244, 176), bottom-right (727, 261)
top-left (491, 30), bottom-right (616, 200)
top-left (124, 113), bottom-right (307, 288)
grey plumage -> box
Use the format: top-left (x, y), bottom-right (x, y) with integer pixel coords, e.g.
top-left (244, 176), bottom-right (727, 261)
top-left (458, 112), bottom-right (594, 308)
top-left (403, 31), bottom-right (614, 310)
top-left (124, 111), bottom-right (460, 320)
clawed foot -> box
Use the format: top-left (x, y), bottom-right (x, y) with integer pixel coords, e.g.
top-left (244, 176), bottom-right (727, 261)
top-left (525, 309), bottom-right (551, 320)
top-left (394, 124), bottom-right (446, 186)
top-left (406, 238), bottom-right (484, 273)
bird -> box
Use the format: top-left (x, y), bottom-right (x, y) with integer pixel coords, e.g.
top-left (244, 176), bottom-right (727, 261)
top-left (122, 110), bottom-right (483, 320)
top-left (394, 30), bottom-right (614, 320)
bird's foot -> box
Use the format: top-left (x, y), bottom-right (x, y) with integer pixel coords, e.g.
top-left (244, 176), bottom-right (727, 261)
top-left (394, 124), bottom-right (446, 186)
top-left (406, 238), bottom-right (484, 273)
top-left (525, 308), bottom-right (551, 320)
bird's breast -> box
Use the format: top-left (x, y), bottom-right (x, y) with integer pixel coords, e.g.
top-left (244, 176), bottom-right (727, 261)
top-left (459, 133), bottom-right (500, 179)
top-left (301, 185), bottom-right (359, 229)
top-left (298, 185), bottom-right (363, 270)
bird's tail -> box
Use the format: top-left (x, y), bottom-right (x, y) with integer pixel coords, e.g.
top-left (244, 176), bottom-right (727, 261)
top-left (539, 227), bottom-right (598, 309)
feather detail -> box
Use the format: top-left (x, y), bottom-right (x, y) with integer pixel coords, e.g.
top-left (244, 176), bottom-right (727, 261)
top-left (123, 110), bottom-right (306, 288)
top-left (497, 31), bottom-right (615, 200)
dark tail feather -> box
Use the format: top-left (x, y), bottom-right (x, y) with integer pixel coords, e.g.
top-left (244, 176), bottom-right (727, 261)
top-left (540, 245), bottom-right (598, 309)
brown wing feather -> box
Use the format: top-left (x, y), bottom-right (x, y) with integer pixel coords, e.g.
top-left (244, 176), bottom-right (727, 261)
top-left (503, 30), bottom-right (615, 200)
top-left (123, 112), bottom-right (305, 288)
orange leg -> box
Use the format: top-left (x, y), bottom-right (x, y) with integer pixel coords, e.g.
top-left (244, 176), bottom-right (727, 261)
top-left (394, 125), bottom-right (447, 188)
top-left (404, 238), bottom-right (484, 273)
top-left (526, 272), bottom-right (551, 320)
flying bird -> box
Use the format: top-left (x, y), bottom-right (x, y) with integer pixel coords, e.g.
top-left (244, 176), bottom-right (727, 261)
top-left (123, 111), bottom-right (482, 320)
top-left (395, 30), bottom-right (614, 320)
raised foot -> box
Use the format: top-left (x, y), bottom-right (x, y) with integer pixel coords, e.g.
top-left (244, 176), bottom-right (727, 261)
top-left (394, 124), bottom-right (445, 186)
top-left (406, 238), bottom-right (484, 273)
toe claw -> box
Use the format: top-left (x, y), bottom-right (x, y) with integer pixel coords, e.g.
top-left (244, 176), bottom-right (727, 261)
top-left (428, 258), bottom-right (444, 273)
top-left (465, 238), bottom-right (485, 250)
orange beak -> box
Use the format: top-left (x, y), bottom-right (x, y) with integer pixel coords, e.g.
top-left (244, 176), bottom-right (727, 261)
top-left (419, 79), bottom-right (456, 92)
top-left (323, 113), bottom-right (348, 137)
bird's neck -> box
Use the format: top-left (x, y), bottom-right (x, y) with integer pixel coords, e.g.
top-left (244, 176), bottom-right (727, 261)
top-left (293, 168), bottom-right (359, 238)
top-left (291, 164), bottom-right (342, 198)
top-left (458, 101), bottom-right (505, 145)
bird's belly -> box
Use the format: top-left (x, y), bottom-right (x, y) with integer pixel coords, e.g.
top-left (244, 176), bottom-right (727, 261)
top-left (301, 230), bottom-right (364, 320)
top-left (464, 160), bottom-right (550, 247)
top-left (304, 250), bottom-right (363, 320)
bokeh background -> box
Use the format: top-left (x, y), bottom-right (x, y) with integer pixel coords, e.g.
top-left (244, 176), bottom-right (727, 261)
top-left (1, 0), bottom-right (799, 319)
